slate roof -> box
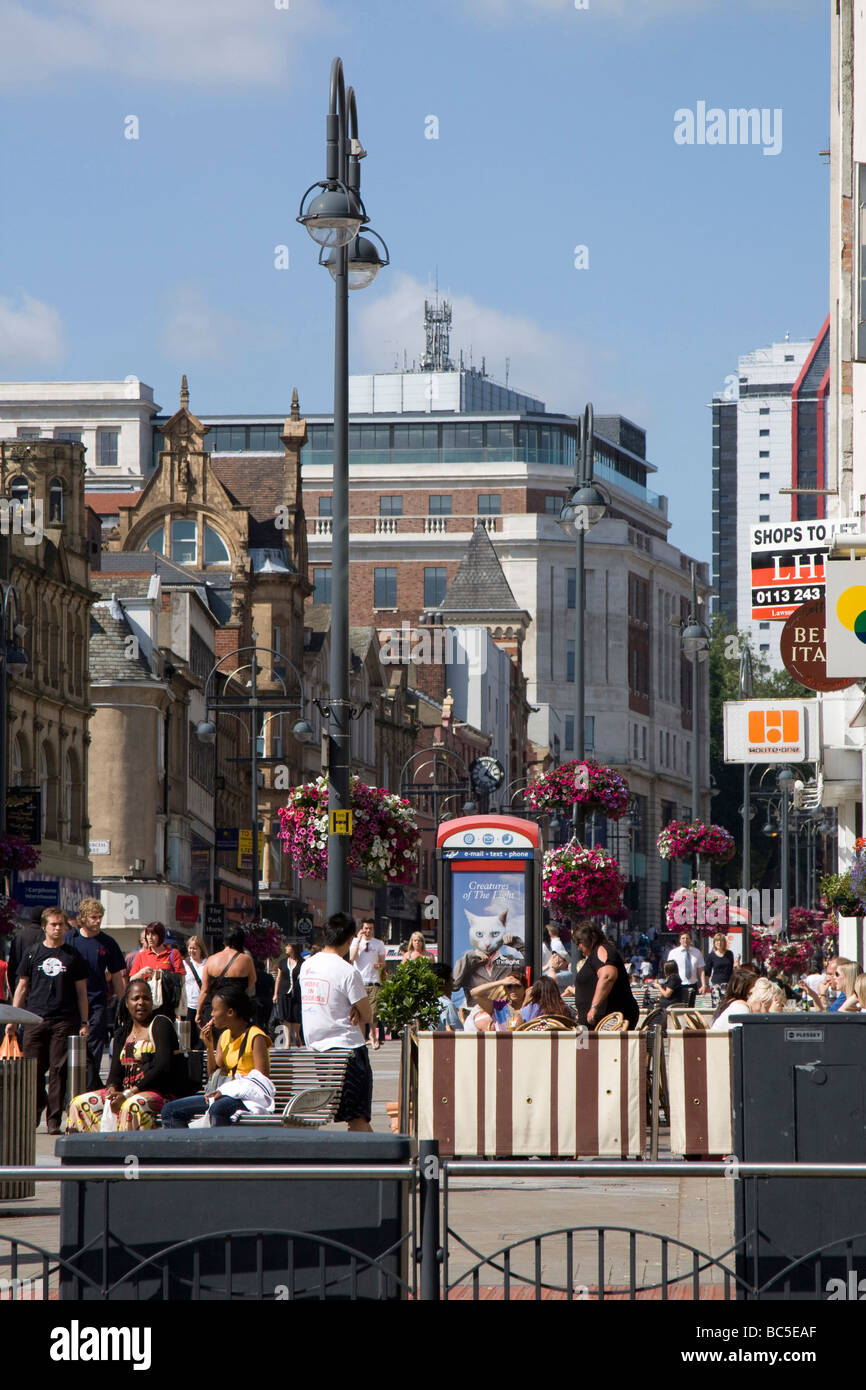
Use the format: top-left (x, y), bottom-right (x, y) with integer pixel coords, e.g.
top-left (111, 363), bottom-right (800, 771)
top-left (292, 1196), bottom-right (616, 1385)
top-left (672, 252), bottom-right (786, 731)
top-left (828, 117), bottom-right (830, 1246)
top-left (89, 601), bottom-right (156, 682)
top-left (210, 457), bottom-right (285, 525)
top-left (437, 524), bottom-right (524, 614)
top-left (98, 553), bottom-right (233, 624)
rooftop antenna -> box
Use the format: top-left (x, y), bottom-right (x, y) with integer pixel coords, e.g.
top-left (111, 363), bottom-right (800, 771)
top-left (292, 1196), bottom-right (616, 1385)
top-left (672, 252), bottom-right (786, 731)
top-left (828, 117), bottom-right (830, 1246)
top-left (419, 295), bottom-right (454, 372)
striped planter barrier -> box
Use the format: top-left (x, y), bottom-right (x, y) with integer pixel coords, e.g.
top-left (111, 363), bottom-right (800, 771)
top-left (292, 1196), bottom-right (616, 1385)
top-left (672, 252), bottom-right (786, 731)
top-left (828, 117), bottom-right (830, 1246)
top-left (0, 1057), bottom-right (36, 1199)
top-left (667, 1032), bottom-right (733, 1157)
top-left (417, 1032), bottom-right (646, 1158)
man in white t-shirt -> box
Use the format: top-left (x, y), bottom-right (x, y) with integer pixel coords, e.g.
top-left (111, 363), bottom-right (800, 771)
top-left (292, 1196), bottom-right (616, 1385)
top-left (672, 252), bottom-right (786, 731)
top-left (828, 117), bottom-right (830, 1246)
top-left (300, 913), bottom-right (374, 1132)
top-left (666, 931), bottom-right (708, 1001)
top-left (349, 916), bottom-right (388, 1049)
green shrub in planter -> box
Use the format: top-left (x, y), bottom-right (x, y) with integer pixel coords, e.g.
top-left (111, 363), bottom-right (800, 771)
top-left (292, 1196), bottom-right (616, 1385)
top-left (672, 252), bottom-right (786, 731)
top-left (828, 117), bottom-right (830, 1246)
top-left (376, 957), bottom-right (442, 1035)
top-left (820, 872), bottom-right (862, 919)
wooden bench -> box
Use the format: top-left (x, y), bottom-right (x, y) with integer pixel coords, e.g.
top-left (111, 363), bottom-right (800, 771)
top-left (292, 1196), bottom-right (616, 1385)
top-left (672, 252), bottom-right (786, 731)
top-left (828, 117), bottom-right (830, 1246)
top-left (233, 1048), bottom-right (353, 1128)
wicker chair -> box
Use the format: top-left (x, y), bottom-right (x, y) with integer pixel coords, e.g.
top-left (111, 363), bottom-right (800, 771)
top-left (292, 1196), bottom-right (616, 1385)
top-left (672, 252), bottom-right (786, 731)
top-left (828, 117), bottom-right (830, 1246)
top-left (513, 1014), bottom-right (577, 1033)
top-left (595, 1011), bottom-right (628, 1033)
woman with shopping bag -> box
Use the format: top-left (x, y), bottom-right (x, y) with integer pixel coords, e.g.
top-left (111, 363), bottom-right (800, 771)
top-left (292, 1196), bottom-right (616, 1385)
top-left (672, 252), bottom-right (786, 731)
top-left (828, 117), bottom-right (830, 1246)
top-left (67, 980), bottom-right (192, 1131)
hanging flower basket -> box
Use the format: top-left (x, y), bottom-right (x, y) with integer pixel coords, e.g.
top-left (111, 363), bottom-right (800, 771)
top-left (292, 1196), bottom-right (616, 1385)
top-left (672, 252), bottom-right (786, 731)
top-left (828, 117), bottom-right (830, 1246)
top-left (542, 841), bottom-right (627, 921)
top-left (664, 880), bottom-right (733, 931)
top-left (277, 776), bottom-right (420, 886)
top-left (243, 920), bottom-right (282, 961)
top-left (527, 759), bottom-right (630, 820)
top-left (819, 871), bottom-right (862, 918)
top-left (0, 895), bottom-right (21, 937)
top-left (0, 835), bottom-right (41, 874)
top-left (656, 820), bottom-right (735, 863)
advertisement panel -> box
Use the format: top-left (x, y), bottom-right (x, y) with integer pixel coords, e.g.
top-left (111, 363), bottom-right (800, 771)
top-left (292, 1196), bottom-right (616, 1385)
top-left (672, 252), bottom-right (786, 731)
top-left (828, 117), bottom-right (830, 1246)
top-left (749, 519), bottom-right (859, 620)
top-left (437, 815), bottom-right (541, 990)
top-left (825, 557), bottom-right (866, 678)
top-left (723, 699), bottom-right (817, 762)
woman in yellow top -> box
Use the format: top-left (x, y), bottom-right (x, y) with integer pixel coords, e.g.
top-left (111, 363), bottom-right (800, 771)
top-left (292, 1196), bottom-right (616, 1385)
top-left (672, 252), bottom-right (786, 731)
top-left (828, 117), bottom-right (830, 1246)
top-left (161, 981), bottom-right (271, 1128)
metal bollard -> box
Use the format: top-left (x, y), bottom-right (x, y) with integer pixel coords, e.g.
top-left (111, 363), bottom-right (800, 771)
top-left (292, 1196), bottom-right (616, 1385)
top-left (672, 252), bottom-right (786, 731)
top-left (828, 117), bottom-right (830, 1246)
top-left (67, 1035), bottom-right (87, 1108)
top-left (176, 1019), bottom-right (192, 1053)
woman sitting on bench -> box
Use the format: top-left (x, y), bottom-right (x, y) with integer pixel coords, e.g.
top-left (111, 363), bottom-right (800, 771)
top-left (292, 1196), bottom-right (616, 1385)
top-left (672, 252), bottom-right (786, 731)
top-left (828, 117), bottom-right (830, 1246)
top-left (162, 981), bottom-right (272, 1128)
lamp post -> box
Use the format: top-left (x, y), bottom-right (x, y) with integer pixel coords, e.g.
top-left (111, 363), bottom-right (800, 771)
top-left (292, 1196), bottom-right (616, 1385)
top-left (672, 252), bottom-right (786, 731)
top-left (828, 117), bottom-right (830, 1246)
top-left (197, 645), bottom-right (313, 921)
top-left (680, 560), bottom-right (710, 877)
top-left (0, 584), bottom-right (27, 838)
top-left (558, 403), bottom-right (608, 841)
top-left (299, 58), bottom-right (388, 919)
top-left (738, 644), bottom-right (753, 963)
top-left (777, 767), bottom-right (795, 940)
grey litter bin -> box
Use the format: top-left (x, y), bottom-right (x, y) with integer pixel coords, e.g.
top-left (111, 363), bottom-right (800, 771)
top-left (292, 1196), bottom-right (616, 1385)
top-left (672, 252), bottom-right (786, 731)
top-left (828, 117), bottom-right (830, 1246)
top-left (0, 1056), bottom-right (37, 1199)
top-left (733, 1013), bottom-right (866, 1299)
top-left (58, 1129), bottom-right (412, 1300)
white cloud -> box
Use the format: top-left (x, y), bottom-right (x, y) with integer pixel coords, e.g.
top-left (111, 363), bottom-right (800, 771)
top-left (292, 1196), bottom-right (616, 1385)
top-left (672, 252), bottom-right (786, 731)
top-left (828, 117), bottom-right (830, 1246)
top-left (0, 0), bottom-right (328, 87)
top-left (353, 270), bottom-right (627, 419)
top-left (161, 285), bottom-right (283, 364)
top-left (0, 292), bottom-right (66, 364)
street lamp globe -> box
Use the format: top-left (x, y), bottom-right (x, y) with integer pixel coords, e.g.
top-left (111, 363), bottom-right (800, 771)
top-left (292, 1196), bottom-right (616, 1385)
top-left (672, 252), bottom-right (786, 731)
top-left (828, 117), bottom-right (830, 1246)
top-left (559, 483), bottom-right (608, 538)
top-left (195, 720), bottom-right (217, 745)
top-left (292, 717), bottom-right (315, 742)
top-left (681, 619), bottom-right (710, 660)
top-left (324, 233), bottom-right (388, 291)
top-left (299, 187), bottom-right (363, 248)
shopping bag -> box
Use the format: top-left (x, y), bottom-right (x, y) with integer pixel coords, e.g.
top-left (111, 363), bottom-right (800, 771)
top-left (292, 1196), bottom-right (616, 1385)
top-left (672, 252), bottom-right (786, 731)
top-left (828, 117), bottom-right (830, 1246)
top-left (100, 1102), bottom-right (119, 1133)
top-left (0, 1034), bottom-right (23, 1061)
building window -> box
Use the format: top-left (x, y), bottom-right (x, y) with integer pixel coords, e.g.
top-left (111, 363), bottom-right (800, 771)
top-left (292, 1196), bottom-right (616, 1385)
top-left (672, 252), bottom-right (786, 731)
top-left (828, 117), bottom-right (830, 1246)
top-left (585, 715), bottom-right (594, 751)
top-left (545, 495), bottom-right (562, 514)
top-left (379, 495), bottom-right (403, 517)
top-left (759, 621), bottom-right (770, 629)
top-left (686, 741), bottom-right (691, 774)
top-left (424, 567), bottom-right (447, 606)
top-left (312, 568), bottom-right (332, 604)
top-left (784, 354), bottom-right (794, 362)
top-left (9, 476), bottom-right (29, 503)
top-left (171, 519), bottom-right (197, 564)
top-left (98, 429), bottom-right (119, 467)
top-left (429, 494), bottom-right (452, 515)
top-left (659, 730), bottom-right (664, 764)
top-left (564, 714), bottom-right (574, 749)
top-left (48, 479), bottom-right (64, 522)
top-left (318, 495), bottom-right (333, 517)
top-left (144, 525), bottom-right (165, 555)
top-left (759, 471), bottom-right (770, 479)
top-left (642, 726), bottom-right (647, 760)
top-left (566, 568), bottom-right (576, 609)
top-left (759, 450), bottom-right (770, 458)
top-left (759, 514), bottom-right (770, 522)
top-left (54, 430), bottom-right (81, 443)
top-left (759, 493), bottom-right (770, 501)
top-left (11, 736), bottom-right (23, 787)
top-left (566, 640), bottom-right (575, 683)
top-left (759, 407), bottom-right (770, 415)
top-left (16, 428), bottom-right (40, 440)
top-left (374, 567), bottom-right (397, 607)
top-left (633, 724), bottom-right (639, 759)
top-left (759, 429), bottom-right (770, 437)
top-left (760, 642), bottom-right (770, 652)
top-left (477, 494), bottom-right (501, 515)
top-left (203, 524), bottom-right (230, 565)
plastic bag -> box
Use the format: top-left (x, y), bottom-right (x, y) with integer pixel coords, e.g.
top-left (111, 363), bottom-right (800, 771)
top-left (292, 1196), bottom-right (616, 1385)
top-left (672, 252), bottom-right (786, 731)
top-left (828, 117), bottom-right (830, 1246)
top-left (0, 1034), bottom-right (23, 1061)
top-left (100, 1101), bottom-right (119, 1132)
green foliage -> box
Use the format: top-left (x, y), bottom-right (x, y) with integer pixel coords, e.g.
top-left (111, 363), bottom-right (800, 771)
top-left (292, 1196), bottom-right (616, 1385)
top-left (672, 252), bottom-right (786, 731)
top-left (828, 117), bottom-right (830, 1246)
top-left (819, 872), bottom-right (862, 918)
top-left (375, 957), bottom-right (442, 1034)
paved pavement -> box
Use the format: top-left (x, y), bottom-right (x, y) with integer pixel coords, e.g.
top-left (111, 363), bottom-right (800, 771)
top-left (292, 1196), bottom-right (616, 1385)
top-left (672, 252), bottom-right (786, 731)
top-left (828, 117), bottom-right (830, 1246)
top-left (0, 1039), bottom-right (735, 1298)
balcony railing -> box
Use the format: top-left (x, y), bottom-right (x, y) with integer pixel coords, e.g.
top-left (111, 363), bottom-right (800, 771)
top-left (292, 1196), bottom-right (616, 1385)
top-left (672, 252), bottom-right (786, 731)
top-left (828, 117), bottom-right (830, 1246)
top-left (308, 514), bottom-right (501, 537)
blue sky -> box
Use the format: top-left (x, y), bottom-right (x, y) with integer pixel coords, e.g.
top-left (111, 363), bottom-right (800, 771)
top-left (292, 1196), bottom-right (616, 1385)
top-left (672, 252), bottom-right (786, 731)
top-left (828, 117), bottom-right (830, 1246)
top-left (0, 0), bottom-right (827, 559)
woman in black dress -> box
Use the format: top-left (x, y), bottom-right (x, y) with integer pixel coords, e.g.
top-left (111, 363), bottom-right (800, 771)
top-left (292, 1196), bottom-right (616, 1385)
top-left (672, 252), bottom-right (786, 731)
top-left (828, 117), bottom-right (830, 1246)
top-left (569, 921), bottom-right (640, 1030)
top-left (705, 931), bottom-right (735, 1006)
top-left (274, 942), bottom-right (303, 1046)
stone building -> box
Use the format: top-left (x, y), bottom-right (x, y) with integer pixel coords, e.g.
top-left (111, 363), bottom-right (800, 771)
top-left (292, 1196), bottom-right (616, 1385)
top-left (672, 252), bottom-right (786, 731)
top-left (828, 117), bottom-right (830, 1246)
top-left (99, 379), bottom-right (311, 925)
top-left (0, 437), bottom-right (94, 908)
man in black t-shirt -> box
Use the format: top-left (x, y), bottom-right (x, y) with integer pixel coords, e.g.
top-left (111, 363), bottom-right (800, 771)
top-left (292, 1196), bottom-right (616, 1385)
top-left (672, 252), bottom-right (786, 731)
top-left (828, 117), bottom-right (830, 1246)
top-left (5, 906), bottom-right (89, 1134)
top-left (66, 898), bottom-right (126, 1089)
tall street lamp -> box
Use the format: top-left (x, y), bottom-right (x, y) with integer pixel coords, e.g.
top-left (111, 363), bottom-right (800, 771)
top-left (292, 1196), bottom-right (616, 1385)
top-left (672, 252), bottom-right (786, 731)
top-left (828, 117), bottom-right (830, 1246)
top-left (777, 767), bottom-right (795, 939)
top-left (299, 57), bottom-right (389, 918)
top-left (558, 403), bottom-right (608, 841)
top-left (197, 645), bottom-right (313, 920)
top-left (738, 643), bottom-right (753, 964)
top-left (680, 560), bottom-right (710, 876)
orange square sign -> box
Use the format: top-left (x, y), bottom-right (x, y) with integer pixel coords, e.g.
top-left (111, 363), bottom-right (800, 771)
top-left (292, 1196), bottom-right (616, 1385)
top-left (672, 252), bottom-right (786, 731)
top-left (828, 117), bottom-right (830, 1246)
top-left (747, 708), bottom-right (800, 748)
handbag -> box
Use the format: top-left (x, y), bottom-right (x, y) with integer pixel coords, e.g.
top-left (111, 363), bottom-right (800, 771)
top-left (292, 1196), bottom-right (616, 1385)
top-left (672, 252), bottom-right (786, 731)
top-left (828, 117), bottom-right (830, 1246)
top-left (99, 1101), bottom-right (119, 1132)
top-left (149, 971), bottom-right (164, 1009)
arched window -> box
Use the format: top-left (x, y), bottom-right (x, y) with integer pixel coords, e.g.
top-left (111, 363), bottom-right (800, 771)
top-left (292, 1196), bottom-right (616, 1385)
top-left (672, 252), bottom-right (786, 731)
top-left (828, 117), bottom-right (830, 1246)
top-left (64, 750), bottom-right (81, 843)
top-left (204, 524), bottom-right (230, 565)
top-left (11, 736), bottom-right (23, 787)
top-left (144, 526), bottom-right (165, 555)
top-left (40, 744), bottom-right (58, 840)
top-left (9, 475), bottom-right (29, 503)
top-left (171, 519), bottom-right (197, 564)
top-left (49, 478), bottom-right (64, 522)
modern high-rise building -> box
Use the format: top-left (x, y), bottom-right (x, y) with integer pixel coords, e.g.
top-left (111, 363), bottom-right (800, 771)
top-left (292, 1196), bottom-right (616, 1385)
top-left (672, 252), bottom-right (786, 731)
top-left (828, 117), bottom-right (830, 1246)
top-left (711, 336), bottom-right (814, 666)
